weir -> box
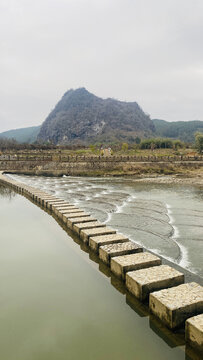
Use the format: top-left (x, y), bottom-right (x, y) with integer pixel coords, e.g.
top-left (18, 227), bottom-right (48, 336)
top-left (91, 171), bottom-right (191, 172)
top-left (0, 170), bottom-right (202, 358)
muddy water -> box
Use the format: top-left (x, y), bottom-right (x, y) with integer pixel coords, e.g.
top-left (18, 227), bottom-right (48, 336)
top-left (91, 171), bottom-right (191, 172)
top-left (0, 184), bottom-right (198, 360)
top-left (10, 174), bottom-right (203, 277)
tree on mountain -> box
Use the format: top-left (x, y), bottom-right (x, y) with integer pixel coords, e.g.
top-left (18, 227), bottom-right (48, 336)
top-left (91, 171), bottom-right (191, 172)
top-left (121, 143), bottom-right (128, 152)
top-left (195, 132), bottom-right (203, 154)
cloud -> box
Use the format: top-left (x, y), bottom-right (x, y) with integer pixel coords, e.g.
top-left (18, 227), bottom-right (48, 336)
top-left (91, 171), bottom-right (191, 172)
top-left (0, 0), bottom-right (203, 131)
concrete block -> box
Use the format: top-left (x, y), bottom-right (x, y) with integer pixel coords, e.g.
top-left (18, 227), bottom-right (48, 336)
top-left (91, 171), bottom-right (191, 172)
top-left (47, 200), bottom-right (66, 209)
top-left (99, 241), bottom-right (143, 265)
top-left (186, 314), bottom-right (203, 354)
top-left (55, 207), bottom-right (81, 219)
top-left (80, 227), bottom-right (116, 244)
top-left (57, 208), bottom-right (80, 219)
top-left (33, 193), bottom-right (49, 200)
top-left (73, 221), bottom-right (106, 235)
top-left (126, 265), bottom-right (184, 301)
top-left (39, 197), bottom-right (56, 205)
top-left (54, 206), bottom-right (79, 217)
top-left (52, 204), bottom-right (75, 211)
top-left (111, 252), bottom-right (161, 280)
top-left (67, 216), bottom-right (96, 229)
top-left (40, 197), bottom-right (56, 205)
top-left (44, 199), bottom-right (62, 207)
top-left (150, 282), bottom-right (203, 329)
top-left (57, 209), bottom-right (82, 219)
top-left (62, 212), bottom-right (88, 223)
top-left (90, 234), bottom-right (129, 253)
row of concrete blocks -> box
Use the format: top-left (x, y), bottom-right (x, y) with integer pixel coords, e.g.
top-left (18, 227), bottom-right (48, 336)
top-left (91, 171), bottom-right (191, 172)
top-left (0, 171), bottom-right (202, 355)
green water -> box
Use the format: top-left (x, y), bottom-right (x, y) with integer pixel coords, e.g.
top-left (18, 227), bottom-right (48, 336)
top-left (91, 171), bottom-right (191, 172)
top-left (0, 185), bottom-right (199, 360)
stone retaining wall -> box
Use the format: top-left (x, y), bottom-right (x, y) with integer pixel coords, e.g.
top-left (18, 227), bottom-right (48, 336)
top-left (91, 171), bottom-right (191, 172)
top-left (0, 159), bottom-right (203, 176)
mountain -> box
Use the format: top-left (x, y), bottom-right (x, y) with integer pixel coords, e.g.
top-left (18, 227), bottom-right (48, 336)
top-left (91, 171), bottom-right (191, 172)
top-left (2, 91), bottom-right (203, 145)
top-left (0, 126), bottom-right (41, 144)
top-left (37, 88), bottom-right (155, 144)
top-left (153, 119), bottom-right (203, 142)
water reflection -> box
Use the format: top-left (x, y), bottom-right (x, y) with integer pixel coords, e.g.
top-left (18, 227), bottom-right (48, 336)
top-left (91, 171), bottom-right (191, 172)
top-left (40, 205), bottom-right (198, 357)
top-left (0, 185), bottom-right (16, 200)
top-left (49, 206), bottom-right (202, 359)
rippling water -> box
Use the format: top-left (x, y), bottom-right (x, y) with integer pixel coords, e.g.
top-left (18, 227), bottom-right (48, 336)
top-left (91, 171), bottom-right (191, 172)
top-left (9, 174), bottom-right (203, 277)
top-left (1, 185), bottom-right (194, 360)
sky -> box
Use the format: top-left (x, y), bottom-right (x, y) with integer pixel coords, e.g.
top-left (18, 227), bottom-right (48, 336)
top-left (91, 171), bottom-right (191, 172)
top-left (0, 0), bottom-right (203, 132)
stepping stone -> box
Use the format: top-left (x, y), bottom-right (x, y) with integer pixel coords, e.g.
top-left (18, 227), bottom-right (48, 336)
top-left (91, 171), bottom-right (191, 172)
top-left (34, 193), bottom-right (50, 199)
top-left (126, 265), bottom-right (184, 301)
top-left (38, 195), bottom-right (54, 199)
top-left (58, 209), bottom-right (83, 216)
top-left (73, 221), bottom-right (106, 235)
top-left (62, 212), bottom-right (89, 223)
top-left (67, 216), bottom-right (97, 229)
top-left (51, 203), bottom-right (72, 210)
top-left (42, 197), bottom-right (60, 203)
top-left (80, 227), bottom-right (116, 244)
top-left (90, 234), bottom-right (129, 253)
top-left (46, 200), bottom-right (65, 209)
top-left (111, 252), bottom-right (161, 280)
top-left (57, 208), bottom-right (80, 219)
top-left (186, 314), bottom-right (203, 354)
top-left (150, 282), bottom-right (203, 329)
top-left (39, 197), bottom-right (57, 205)
top-left (54, 206), bottom-right (79, 216)
top-left (52, 204), bottom-right (75, 210)
top-left (99, 241), bottom-right (143, 264)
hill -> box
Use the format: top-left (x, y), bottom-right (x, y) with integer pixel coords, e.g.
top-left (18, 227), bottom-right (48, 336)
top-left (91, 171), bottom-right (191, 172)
top-left (0, 126), bottom-right (40, 143)
top-left (153, 119), bottom-right (203, 142)
top-left (37, 88), bottom-right (155, 144)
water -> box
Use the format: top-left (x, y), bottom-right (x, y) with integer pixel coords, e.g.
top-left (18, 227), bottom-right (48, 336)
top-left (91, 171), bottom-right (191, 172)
top-left (0, 184), bottom-right (200, 360)
top-left (9, 174), bottom-right (203, 277)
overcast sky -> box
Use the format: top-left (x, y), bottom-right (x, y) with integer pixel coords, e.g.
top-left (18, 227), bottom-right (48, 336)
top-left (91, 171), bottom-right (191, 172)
top-left (0, 0), bottom-right (203, 132)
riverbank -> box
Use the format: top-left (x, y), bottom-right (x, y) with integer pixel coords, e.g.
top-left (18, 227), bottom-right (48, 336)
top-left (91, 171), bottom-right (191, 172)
top-left (1, 154), bottom-right (203, 180)
top-left (132, 171), bottom-right (203, 187)
top-left (2, 163), bottom-right (203, 188)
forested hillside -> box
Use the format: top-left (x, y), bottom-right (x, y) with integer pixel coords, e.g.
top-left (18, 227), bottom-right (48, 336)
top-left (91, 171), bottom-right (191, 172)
top-left (0, 126), bottom-right (40, 144)
top-left (153, 119), bottom-right (203, 142)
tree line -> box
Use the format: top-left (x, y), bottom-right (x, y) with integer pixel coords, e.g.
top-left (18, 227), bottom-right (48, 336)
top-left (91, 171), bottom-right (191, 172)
top-left (0, 133), bottom-right (203, 154)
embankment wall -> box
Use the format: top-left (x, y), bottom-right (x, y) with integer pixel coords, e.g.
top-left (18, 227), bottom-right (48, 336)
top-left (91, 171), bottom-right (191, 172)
top-left (0, 157), bottom-right (203, 176)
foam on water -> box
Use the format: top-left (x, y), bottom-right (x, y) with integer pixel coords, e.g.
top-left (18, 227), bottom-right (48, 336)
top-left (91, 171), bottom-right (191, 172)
top-left (166, 203), bottom-right (191, 270)
top-left (7, 174), bottom-right (201, 276)
top-left (104, 194), bottom-right (136, 223)
top-left (104, 212), bottom-right (113, 224)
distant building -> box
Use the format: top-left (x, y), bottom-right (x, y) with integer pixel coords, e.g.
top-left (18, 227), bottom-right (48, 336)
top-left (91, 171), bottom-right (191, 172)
top-left (102, 148), bottom-right (112, 156)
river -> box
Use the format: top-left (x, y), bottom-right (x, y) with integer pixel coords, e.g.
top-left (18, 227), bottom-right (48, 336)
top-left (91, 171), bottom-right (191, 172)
top-left (1, 183), bottom-right (201, 360)
top-left (9, 174), bottom-right (203, 277)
